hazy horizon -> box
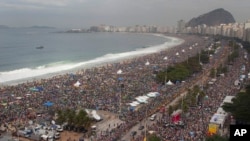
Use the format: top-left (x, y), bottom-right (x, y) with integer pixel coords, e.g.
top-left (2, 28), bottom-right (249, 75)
top-left (0, 0), bottom-right (249, 29)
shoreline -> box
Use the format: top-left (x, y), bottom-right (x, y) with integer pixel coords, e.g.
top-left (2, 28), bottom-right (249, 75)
top-left (0, 33), bottom-right (184, 86)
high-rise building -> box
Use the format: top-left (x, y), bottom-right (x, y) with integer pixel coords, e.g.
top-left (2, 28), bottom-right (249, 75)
top-left (177, 20), bottom-right (186, 33)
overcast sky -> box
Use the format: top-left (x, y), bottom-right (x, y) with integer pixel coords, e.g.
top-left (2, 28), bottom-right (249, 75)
top-left (0, 0), bottom-right (249, 28)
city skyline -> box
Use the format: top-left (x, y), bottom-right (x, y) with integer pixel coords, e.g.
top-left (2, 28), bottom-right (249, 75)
top-left (0, 0), bottom-right (249, 28)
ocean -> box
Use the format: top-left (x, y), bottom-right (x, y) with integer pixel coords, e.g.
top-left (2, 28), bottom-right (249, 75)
top-left (0, 28), bottom-right (182, 84)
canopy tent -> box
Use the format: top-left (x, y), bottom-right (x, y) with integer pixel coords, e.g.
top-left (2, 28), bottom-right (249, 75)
top-left (26, 94), bottom-right (32, 96)
top-left (176, 52), bottom-right (179, 56)
top-left (216, 107), bottom-right (227, 116)
top-left (91, 110), bottom-right (101, 121)
top-left (129, 103), bottom-right (138, 107)
top-left (182, 49), bottom-right (185, 52)
top-left (163, 56), bottom-right (168, 60)
top-left (223, 96), bottom-right (234, 104)
top-left (166, 80), bottom-right (174, 85)
top-left (74, 81), bottom-right (81, 87)
top-left (43, 101), bottom-right (54, 107)
top-left (145, 60), bottom-right (150, 66)
top-left (209, 113), bottom-right (226, 127)
top-left (16, 97), bottom-right (22, 100)
top-left (147, 92), bottom-right (160, 98)
top-left (117, 69), bottom-right (123, 74)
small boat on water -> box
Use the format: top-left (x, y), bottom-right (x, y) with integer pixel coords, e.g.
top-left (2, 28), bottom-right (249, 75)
top-left (36, 46), bottom-right (44, 49)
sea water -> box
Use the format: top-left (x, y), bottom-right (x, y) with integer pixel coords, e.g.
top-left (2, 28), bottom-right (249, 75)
top-left (0, 28), bottom-right (182, 84)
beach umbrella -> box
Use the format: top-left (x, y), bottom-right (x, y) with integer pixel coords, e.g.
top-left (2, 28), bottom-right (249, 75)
top-left (43, 101), bottom-right (54, 107)
top-left (145, 60), bottom-right (150, 66)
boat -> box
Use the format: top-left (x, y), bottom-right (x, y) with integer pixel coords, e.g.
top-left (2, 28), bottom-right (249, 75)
top-left (36, 46), bottom-right (44, 49)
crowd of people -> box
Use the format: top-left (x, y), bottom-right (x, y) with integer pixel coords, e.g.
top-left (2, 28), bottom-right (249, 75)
top-left (133, 39), bottom-right (249, 141)
top-left (1, 34), bottom-right (241, 141)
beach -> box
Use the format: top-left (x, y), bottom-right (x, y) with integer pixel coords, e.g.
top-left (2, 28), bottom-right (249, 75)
top-left (0, 32), bottom-right (179, 85)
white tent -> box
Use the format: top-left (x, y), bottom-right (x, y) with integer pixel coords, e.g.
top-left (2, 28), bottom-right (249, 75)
top-left (129, 103), bottom-right (137, 107)
top-left (182, 49), bottom-right (185, 53)
top-left (176, 52), bottom-right (179, 56)
top-left (145, 60), bottom-right (150, 66)
top-left (135, 97), bottom-right (148, 103)
top-left (74, 81), bottom-right (81, 87)
top-left (91, 110), bottom-right (101, 121)
top-left (210, 113), bottom-right (226, 127)
top-left (132, 101), bottom-right (140, 106)
top-left (166, 80), bottom-right (174, 85)
top-left (216, 107), bottom-right (227, 116)
top-left (223, 96), bottom-right (234, 104)
top-left (117, 69), bottom-right (123, 74)
top-left (129, 101), bottom-right (140, 107)
top-left (234, 80), bottom-right (240, 86)
top-left (163, 56), bottom-right (168, 60)
top-left (26, 94), bottom-right (32, 96)
top-left (16, 97), bottom-right (22, 100)
top-left (147, 92), bottom-right (160, 98)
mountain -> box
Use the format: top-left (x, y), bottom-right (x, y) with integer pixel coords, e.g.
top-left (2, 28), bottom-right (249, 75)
top-left (186, 8), bottom-right (235, 27)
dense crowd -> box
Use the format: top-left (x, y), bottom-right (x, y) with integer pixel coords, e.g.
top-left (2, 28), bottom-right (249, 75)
top-left (133, 40), bottom-right (249, 141)
top-left (1, 34), bottom-right (241, 141)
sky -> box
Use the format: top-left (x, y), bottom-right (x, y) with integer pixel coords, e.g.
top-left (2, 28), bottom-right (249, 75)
top-left (0, 0), bottom-right (249, 28)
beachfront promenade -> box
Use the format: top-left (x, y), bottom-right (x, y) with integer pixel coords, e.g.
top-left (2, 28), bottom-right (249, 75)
top-left (1, 34), bottom-right (248, 141)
